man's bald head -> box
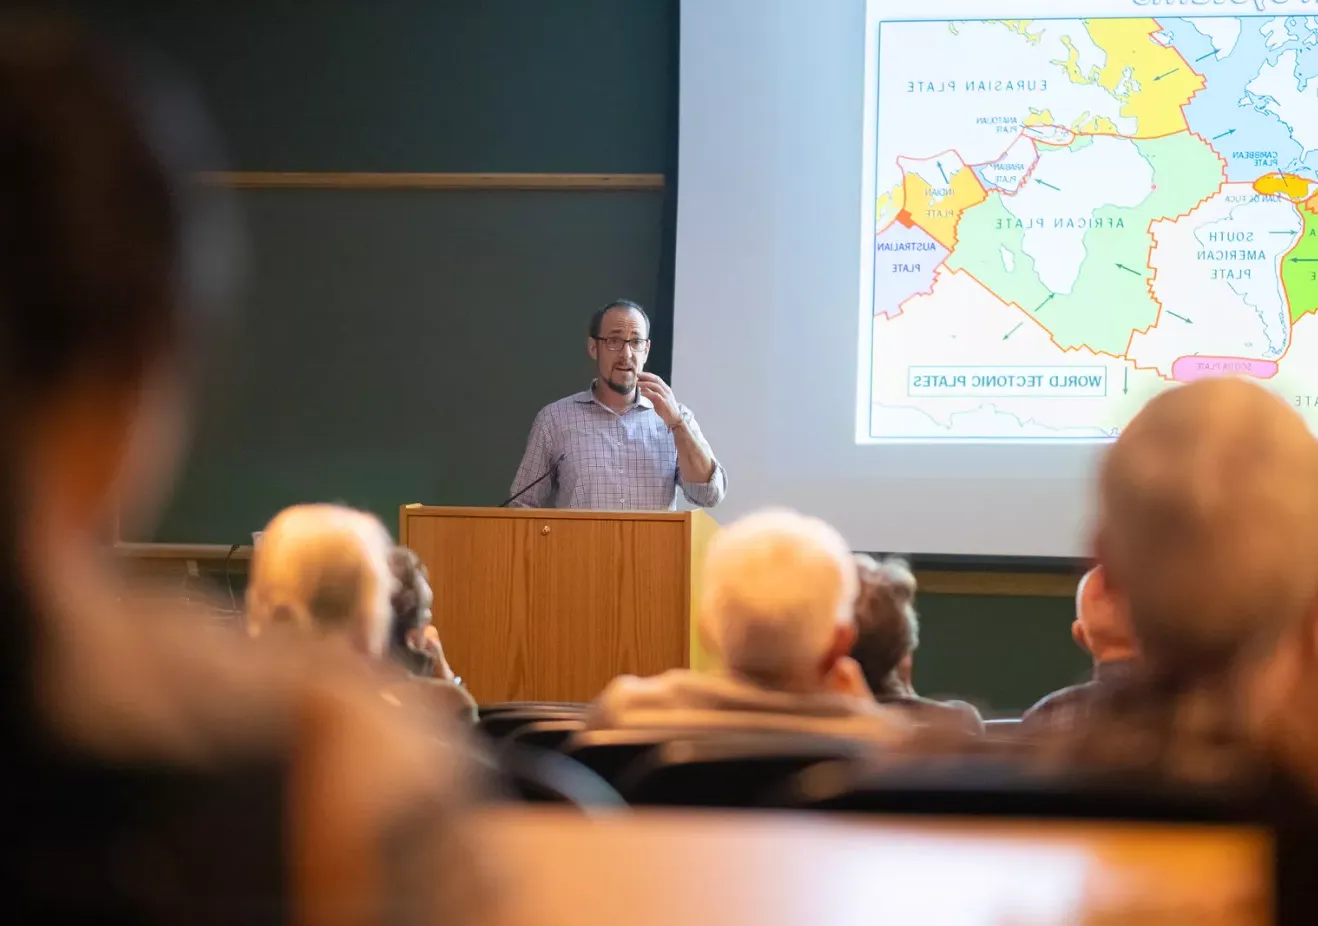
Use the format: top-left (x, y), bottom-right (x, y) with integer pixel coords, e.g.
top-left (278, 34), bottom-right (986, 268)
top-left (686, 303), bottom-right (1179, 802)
top-left (1098, 378), bottom-right (1318, 673)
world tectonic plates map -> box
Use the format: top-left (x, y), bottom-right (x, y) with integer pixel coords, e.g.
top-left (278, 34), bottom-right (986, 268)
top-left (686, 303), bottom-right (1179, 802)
top-left (865, 16), bottom-right (1318, 441)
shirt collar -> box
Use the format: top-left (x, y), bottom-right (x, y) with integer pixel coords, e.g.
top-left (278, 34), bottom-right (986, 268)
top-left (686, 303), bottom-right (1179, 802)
top-left (577, 379), bottom-right (653, 410)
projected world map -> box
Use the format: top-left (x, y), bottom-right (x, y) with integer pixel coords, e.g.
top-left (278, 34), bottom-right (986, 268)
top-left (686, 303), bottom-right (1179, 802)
top-left (865, 16), bottom-right (1318, 441)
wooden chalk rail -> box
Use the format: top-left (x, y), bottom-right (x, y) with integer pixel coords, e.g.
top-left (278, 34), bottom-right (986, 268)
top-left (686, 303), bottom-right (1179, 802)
top-left (197, 172), bottom-right (665, 191)
top-left (111, 543), bottom-right (1075, 597)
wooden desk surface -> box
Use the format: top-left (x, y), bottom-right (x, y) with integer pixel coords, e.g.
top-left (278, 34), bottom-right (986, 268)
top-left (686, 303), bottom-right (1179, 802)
top-left (477, 808), bottom-right (1270, 926)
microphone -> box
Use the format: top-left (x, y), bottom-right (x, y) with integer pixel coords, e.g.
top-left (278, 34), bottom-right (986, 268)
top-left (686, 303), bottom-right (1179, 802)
top-left (499, 454), bottom-right (564, 508)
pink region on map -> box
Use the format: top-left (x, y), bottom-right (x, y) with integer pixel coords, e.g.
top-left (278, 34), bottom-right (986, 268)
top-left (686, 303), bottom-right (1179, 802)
top-left (1171, 356), bottom-right (1279, 383)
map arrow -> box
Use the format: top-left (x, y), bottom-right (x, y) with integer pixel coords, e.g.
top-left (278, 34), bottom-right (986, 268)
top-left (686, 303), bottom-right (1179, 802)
top-left (1115, 263), bottom-right (1144, 276)
top-left (1272, 230), bottom-right (1300, 235)
top-left (1212, 128), bottom-right (1236, 140)
top-left (1165, 311), bottom-right (1193, 324)
top-left (1036, 179), bottom-right (1061, 191)
top-left (1195, 51), bottom-right (1217, 63)
top-left (1003, 322), bottom-right (1024, 341)
top-left (1123, 368), bottom-right (1128, 395)
top-left (1032, 293), bottom-right (1055, 312)
top-left (1291, 257), bottom-right (1318, 263)
top-left (1153, 67), bottom-right (1181, 81)
top-left (937, 161), bottom-right (950, 184)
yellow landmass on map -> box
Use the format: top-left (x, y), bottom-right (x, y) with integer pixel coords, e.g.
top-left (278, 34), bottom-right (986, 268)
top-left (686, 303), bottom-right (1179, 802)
top-left (902, 168), bottom-right (987, 249)
top-left (1084, 18), bottom-right (1203, 138)
top-left (1254, 172), bottom-right (1313, 202)
top-left (1075, 114), bottom-right (1120, 135)
top-left (1053, 37), bottom-right (1093, 85)
top-left (1024, 108), bottom-right (1055, 127)
top-left (876, 183), bottom-right (903, 230)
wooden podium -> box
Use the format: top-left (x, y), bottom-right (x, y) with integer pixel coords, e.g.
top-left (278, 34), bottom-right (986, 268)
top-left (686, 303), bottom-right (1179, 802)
top-left (400, 506), bottom-right (719, 703)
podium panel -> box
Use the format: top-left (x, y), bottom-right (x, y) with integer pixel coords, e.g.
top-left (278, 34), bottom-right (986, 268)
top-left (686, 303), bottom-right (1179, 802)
top-left (401, 506), bottom-right (716, 703)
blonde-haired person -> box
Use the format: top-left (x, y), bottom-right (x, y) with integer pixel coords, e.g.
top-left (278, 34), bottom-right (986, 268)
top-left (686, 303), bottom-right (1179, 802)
top-left (849, 555), bottom-right (983, 735)
top-left (588, 509), bottom-right (906, 743)
top-left (247, 503), bottom-right (396, 657)
top-left (247, 509), bottom-right (478, 725)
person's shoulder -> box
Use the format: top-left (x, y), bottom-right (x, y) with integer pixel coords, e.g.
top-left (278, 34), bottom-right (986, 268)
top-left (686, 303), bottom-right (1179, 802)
top-left (1020, 681), bottom-right (1096, 733)
top-left (588, 669), bottom-right (725, 726)
top-left (537, 390), bottom-right (591, 417)
top-left (923, 697), bottom-right (986, 734)
top-left (594, 669), bottom-right (693, 708)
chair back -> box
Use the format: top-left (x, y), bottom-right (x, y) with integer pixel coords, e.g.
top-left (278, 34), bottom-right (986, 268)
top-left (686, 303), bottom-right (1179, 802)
top-left (496, 745), bottom-right (626, 810)
top-left (563, 728), bottom-right (702, 784)
top-left (506, 719), bottom-right (586, 750)
top-left (616, 732), bottom-right (872, 807)
top-left (477, 701), bottom-right (588, 719)
top-left (779, 758), bottom-right (1250, 822)
top-left (478, 708), bottom-right (588, 742)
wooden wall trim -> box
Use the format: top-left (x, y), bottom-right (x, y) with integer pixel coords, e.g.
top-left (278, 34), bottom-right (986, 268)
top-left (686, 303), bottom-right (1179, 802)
top-left (915, 570), bottom-right (1077, 599)
top-left (197, 171), bottom-right (666, 191)
top-left (114, 542), bottom-right (253, 562)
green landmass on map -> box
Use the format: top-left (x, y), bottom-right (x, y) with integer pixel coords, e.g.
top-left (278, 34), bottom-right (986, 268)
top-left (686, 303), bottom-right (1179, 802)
top-left (1043, 132), bottom-right (1224, 355)
top-left (1282, 211), bottom-right (1318, 324)
top-left (944, 193), bottom-right (1051, 312)
top-left (950, 132), bottom-right (1224, 357)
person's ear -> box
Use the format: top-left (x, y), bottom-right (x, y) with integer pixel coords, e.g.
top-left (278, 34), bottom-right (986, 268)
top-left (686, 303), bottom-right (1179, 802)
top-left (1072, 619), bottom-right (1091, 654)
top-left (820, 622), bottom-right (857, 676)
top-left (587, 336), bottom-right (599, 362)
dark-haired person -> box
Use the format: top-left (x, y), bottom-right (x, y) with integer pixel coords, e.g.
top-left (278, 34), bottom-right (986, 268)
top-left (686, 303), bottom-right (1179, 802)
top-left (507, 299), bottom-right (726, 509)
top-left (386, 545), bottom-right (477, 724)
top-left (849, 555), bottom-right (983, 735)
top-left (0, 18), bottom-right (486, 924)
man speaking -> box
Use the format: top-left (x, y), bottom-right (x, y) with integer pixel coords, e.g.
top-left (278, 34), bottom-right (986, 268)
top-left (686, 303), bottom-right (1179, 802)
top-left (507, 299), bottom-right (726, 510)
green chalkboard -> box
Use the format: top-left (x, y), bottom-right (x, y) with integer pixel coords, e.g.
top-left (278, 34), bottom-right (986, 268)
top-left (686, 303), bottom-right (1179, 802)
top-left (79, 0), bottom-right (676, 173)
top-left (140, 188), bottom-right (667, 542)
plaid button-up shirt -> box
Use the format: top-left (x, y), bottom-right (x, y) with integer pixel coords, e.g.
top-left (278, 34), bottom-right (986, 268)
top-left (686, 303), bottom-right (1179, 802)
top-left (508, 383), bottom-right (726, 510)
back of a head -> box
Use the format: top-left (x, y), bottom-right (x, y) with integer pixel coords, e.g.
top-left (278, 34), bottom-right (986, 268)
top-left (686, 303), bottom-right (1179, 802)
top-left (0, 15), bottom-right (236, 418)
top-left (850, 554), bottom-right (918, 693)
top-left (247, 505), bottom-right (396, 658)
top-left (700, 508), bottom-right (858, 689)
top-left (1099, 378), bottom-right (1318, 676)
top-left (0, 14), bottom-right (238, 723)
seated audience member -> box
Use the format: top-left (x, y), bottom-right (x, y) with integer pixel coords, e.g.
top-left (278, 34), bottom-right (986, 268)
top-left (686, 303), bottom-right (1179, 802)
top-left (588, 509), bottom-right (906, 743)
top-left (246, 504), bottom-right (396, 657)
top-left (1043, 378), bottom-right (1318, 798)
top-left (0, 20), bottom-right (486, 923)
top-left (247, 510), bottom-right (479, 726)
top-left (1020, 566), bottom-right (1136, 734)
top-left (388, 546), bottom-right (477, 723)
top-left (850, 555), bottom-right (983, 734)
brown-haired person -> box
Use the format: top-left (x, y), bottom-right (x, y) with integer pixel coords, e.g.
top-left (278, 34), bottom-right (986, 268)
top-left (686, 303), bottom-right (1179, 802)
top-left (849, 555), bottom-right (983, 735)
top-left (1036, 377), bottom-right (1318, 856)
top-left (387, 545), bottom-right (477, 724)
top-left (0, 18), bottom-right (486, 924)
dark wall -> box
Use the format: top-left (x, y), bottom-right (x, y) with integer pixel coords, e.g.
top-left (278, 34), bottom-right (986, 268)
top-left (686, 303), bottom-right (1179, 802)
top-left (83, 0), bottom-right (679, 543)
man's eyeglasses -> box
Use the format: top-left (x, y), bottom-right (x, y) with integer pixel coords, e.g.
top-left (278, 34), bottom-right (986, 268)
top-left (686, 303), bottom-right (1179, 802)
top-left (594, 336), bottom-right (650, 353)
